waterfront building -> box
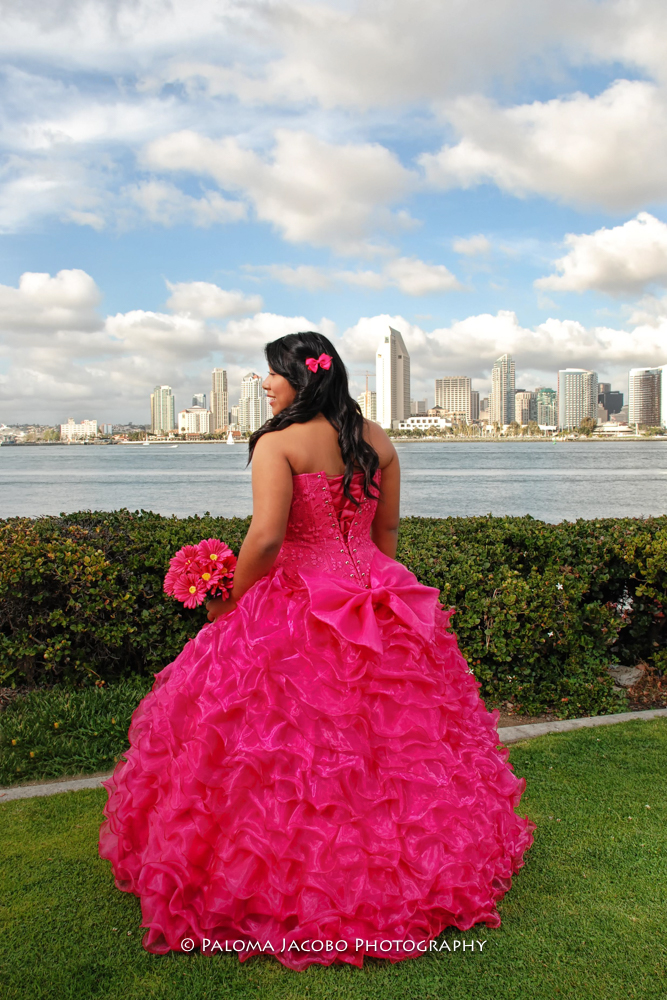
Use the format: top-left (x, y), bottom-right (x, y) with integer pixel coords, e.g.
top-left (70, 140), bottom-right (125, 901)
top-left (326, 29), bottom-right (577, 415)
top-left (397, 416), bottom-right (451, 431)
top-left (515, 390), bottom-right (537, 426)
top-left (470, 391), bottom-right (480, 420)
top-left (192, 393), bottom-right (206, 408)
top-left (489, 355), bottom-right (515, 425)
top-left (479, 397), bottom-right (490, 423)
top-left (100, 423), bottom-right (114, 436)
top-left (238, 372), bottom-right (269, 434)
top-left (557, 369), bottom-right (598, 429)
top-left (628, 366), bottom-right (667, 427)
top-left (376, 327), bottom-right (410, 429)
top-left (178, 407), bottom-right (212, 435)
top-left (150, 385), bottom-right (175, 434)
top-left (60, 418), bottom-right (98, 441)
top-left (357, 389), bottom-right (377, 422)
top-left (410, 398), bottom-right (428, 415)
top-left (435, 377), bottom-right (471, 420)
top-left (210, 368), bottom-right (229, 431)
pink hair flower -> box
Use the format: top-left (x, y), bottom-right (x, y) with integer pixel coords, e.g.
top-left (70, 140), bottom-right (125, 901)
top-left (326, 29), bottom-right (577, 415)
top-left (305, 353), bottom-right (332, 373)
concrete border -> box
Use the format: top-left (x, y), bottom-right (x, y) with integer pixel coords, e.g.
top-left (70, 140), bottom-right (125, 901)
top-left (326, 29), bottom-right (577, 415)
top-left (497, 707), bottom-right (667, 744)
top-left (1, 708), bottom-right (666, 803)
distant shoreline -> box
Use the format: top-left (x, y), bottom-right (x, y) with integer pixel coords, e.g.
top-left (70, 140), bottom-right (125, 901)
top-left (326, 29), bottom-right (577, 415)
top-left (1, 435), bottom-right (665, 447)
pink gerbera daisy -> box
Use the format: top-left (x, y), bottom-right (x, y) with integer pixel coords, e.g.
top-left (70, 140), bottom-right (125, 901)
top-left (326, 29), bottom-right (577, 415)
top-left (171, 572), bottom-right (208, 609)
top-left (197, 538), bottom-right (236, 576)
top-left (168, 544), bottom-right (202, 575)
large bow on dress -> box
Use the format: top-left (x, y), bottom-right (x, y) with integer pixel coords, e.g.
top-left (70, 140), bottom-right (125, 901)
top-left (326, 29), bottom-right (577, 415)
top-left (299, 551), bottom-right (440, 653)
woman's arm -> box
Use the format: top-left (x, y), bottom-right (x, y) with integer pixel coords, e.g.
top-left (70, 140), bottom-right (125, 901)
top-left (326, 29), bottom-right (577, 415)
top-left (365, 423), bottom-right (400, 559)
top-left (207, 434), bottom-right (293, 621)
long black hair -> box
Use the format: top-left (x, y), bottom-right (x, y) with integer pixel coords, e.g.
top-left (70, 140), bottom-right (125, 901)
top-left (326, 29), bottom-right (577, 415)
top-left (248, 331), bottom-right (379, 503)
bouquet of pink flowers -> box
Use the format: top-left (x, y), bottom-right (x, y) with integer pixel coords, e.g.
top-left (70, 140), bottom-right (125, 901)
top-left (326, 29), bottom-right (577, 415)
top-left (163, 538), bottom-right (237, 609)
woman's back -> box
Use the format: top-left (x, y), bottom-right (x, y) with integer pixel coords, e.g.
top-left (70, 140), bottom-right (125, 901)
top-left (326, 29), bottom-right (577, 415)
top-left (274, 413), bottom-right (395, 477)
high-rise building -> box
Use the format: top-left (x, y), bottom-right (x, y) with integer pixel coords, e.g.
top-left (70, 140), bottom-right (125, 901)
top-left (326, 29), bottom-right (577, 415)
top-left (479, 397), bottom-right (490, 422)
top-left (489, 355), bottom-right (515, 425)
top-left (598, 384), bottom-right (623, 416)
top-left (210, 368), bottom-right (229, 431)
top-left (357, 390), bottom-right (377, 422)
top-left (376, 327), bottom-right (410, 429)
top-left (60, 418), bottom-right (98, 441)
top-left (515, 390), bottom-right (537, 426)
top-left (410, 398), bottom-right (428, 415)
top-left (470, 391), bottom-right (480, 420)
top-left (192, 393), bottom-right (206, 408)
top-left (150, 385), bottom-right (175, 433)
top-left (557, 369), bottom-right (598, 429)
top-left (534, 386), bottom-right (557, 426)
top-left (178, 407), bottom-right (212, 435)
top-left (628, 366), bottom-right (667, 427)
top-left (238, 372), bottom-right (269, 434)
top-left (435, 377), bottom-right (471, 420)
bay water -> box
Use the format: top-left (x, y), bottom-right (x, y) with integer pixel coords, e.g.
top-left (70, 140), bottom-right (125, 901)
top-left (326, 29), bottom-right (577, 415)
top-left (2, 440), bottom-right (666, 522)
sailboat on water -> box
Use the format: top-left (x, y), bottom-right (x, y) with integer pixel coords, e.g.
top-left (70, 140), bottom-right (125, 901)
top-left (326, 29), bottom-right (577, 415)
top-left (226, 431), bottom-right (235, 446)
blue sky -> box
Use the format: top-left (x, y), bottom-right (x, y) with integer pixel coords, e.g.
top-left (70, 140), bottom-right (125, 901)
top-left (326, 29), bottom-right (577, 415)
top-left (2, 0), bottom-right (667, 422)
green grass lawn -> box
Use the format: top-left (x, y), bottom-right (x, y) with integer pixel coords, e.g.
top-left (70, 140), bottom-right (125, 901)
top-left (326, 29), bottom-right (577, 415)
top-left (1, 719), bottom-right (665, 1000)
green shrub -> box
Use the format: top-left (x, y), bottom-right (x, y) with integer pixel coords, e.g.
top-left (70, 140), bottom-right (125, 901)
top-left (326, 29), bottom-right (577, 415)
top-left (0, 676), bottom-right (152, 785)
top-left (0, 511), bottom-right (250, 686)
top-left (1, 510), bottom-right (666, 717)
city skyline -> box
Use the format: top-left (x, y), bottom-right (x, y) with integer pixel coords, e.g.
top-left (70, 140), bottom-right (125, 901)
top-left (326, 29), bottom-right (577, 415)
top-left (49, 336), bottom-right (667, 433)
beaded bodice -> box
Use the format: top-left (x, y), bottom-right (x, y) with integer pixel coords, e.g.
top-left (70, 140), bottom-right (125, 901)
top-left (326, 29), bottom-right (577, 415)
top-left (274, 470), bottom-right (381, 588)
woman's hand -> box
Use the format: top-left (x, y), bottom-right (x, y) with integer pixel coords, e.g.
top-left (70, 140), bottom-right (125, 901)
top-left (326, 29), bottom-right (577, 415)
top-left (206, 594), bottom-right (238, 622)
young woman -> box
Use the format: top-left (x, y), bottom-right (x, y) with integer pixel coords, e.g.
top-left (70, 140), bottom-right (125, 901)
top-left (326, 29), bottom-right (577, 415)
top-left (99, 332), bottom-right (534, 971)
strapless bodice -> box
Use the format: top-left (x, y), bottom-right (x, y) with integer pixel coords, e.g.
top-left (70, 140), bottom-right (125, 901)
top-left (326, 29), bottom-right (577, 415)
top-left (274, 469), bottom-right (381, 587)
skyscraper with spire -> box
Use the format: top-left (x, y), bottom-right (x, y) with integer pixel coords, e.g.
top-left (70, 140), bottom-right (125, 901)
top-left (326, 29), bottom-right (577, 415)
top-left (376, 327), bottom-right (410, 429)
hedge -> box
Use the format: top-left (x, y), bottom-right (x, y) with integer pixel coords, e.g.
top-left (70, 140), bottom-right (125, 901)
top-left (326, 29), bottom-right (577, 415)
top-left (1, 510), bottom-right (666, 717)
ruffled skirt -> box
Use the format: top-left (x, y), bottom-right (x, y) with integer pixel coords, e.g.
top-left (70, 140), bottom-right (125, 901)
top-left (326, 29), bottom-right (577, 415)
top-left (99, 563), bottom-right (535, 970)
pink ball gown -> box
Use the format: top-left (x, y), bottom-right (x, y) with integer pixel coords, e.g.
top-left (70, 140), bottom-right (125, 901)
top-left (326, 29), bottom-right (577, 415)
top-left (99, 470), bottom-right (535, 970)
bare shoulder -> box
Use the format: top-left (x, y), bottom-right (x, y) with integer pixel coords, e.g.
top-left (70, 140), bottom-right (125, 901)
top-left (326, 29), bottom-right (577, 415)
top-left (363, 419), bottom-right (397, 469)
top-left (250, 426), bottom-right (291, 463)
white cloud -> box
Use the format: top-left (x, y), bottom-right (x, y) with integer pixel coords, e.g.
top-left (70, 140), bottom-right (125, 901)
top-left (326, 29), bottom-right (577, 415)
top-left (105, 309), bottom-right (212, 360)
top-left (165, 280), bottom-right (262, 317)
top-left (384, 256), bottom-right (462, 295)
top-left (336, 269), bottom-right (388, 291)
top-left (0, 269), bottom-right (102, 333)
top-left (453, 234), bottom-right (491, 256)
top-left (162, 0), bottom-right (597, 111)
top-left (243, 265), bottom-right (333, 292)
top-left (125, 180), bottom-right (246, 228)
top-left (536, 213), bottom-right (667, 295)
top-left (421, 80), bottom-right (667, 211)
top-left (250, 257), bottom-right (462, 296)
top-left (144, 129), bottom-right (416, 251)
